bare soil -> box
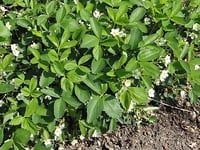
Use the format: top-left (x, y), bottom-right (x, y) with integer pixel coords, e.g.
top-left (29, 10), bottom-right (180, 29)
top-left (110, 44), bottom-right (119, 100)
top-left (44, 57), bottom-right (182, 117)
top-left (63, 101), bottom-right (200, 150)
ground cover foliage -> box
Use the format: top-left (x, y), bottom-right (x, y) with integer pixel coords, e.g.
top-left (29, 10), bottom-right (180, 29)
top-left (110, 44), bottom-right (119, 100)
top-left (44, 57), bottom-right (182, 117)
top-left (0, 0), bottom-right (200, 149)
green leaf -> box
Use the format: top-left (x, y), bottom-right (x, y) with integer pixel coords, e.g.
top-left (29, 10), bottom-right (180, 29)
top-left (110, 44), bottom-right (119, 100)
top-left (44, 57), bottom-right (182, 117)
top-left (9, 116), bottom-right (23, 126)
top-left (30, 48), bottom-right (40, 60)
top-left (46, 1), bottom-right (57, 16)
top-left (119, 90), bottom-right (131, 110)
top-left (93, 45), bottom-right (103, 60)
top-left (21, 87), bottom-right (30, 97)
top-left (170, 1), bottom-right (183, 17)
top-left (29, 77), bottom-right (37, 92)
top-left (37, 15), bottom-right (48, 26)
top-left (75, 85), bottom-right (90, 104)
top-left (141, 76), bottom-right (152, 88)
top-left (25, 98), bottom-right (38, 117)
top-left (101, 38), bottom-right (118, 47)
top-left (54, 99), bottom-right (66, 118)
top-left (140, 62), bottom-right (160, 78)
top-left (90, 17), bottom-right (102, 38)
top-left (116, 3), bottom-right (128, 20)
top-left (125, 58), bottom-right (138, 72)
top-left (171, 16), bottom-right (186, 25)
top-left (48, 49), bottom-right (59, 62)
top-left (64, 61), bottom-right (78, 71)
top-left (112, 52), bottom-right (128, 70)
top-left (2, 54), bottom-right (12, 69)
top-left (60, 29), bottom-right (70, 46)
top-left (0, 139), bottom-right (13, 150)
top-left (59, 40), bottom-right (78, 49)
top-left (56, 6), bottom-right (66, 23)
top-left (80, 9), bottom-right (90, 21)
top-left (41, 88), bottom-right (60, 98)
top-left (80, 34), bottom-right (99, 48)
top-left (0, 127), bottom-right (3, 145)
top-left (179, 60), bottom-right (191, 73)
top-left (138, 45), bottom-right (162, 61)
top-left (143, 33), bottom-right (159, 46)
top-left (91, 58), bottom-right (106, 74)
top-left (60, 49), bottom-right (71, 61)
top-left (3, 112), bottom-right (15, 124)
top-left (16, 18), bottom-right (31, 29)
top-left (106, 7), bottom-right (116, 21)
top-left (47, 35), bottom-right (59, 48)
top-left (60, 77), bottom-right (74, 94)
top-left (34, 143), bottom-right (49, 150)
top-left (21, 118), bottom-right (37, 134)
top-left (13, 128), bottom-right (30, 144)
top-left (0, 83), bottom-right (14, 94)
top-left (129, 7), bottom-right (146, 22)
top-left (62, 96), bottom-right (81, 109)
top-left (129, 87), bottom-right (148, 104)
top-left (67, 70), bottom-right (87, 83)
top-left (0, 21), bottom-right (11, 42)
top-left (129, 27), bottom-right (142, 49)
top-left (189, 90), bottom-right (198, 104)
top-left (52, 61), bottom-right (65, 76)
top-left (87, 96), bottom-right (104, 123)
top-left (39, 71), bottom-right (55, 88)
top-left (78, 54), bottom-right (92, 65)
top-left (83, 78), bottom-right (101, 94)
top-left (103, 96), bottom-right (122, 119)
top-left (180, 44), bottom-right (189, 59)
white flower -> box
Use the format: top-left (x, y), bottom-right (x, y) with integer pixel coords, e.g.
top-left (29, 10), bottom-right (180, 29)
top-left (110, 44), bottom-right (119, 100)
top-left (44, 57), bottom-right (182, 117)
top-left (180, 90), bottom-right (186, 100)
top-left (71, 139), bottom-right (78, 146)
top-left (60, 123), bottom-right (65, 129)
top-left (6, 22), bottom-right (11, 30)
top-left (0, 100), bottom-right (4, 107)
top-left (30, 42), bottom-right (37, 49)
top-left (93, 10), bottom-right (101, 19)
top-left (24, 148), bottom-right (30, 150)
top-left (155, 79), bottom-right (160, 86)
top-left (119, 30), bottom-right (126, 37)
top-left (155, 37), bottom-right (166, 46)
top-left (0, 6), bottom-right (8, 13)
top-left (92, 130), bottom-right (101, 138)
top-left (144, 17), bottom-right (151, 25)
top-left (192, 23), bottom-right (200, 31)
top-left (128, 100), bottom-right (134, 112)
top-left (44, 139), bottom-right (52, 147)
top-left (80, 135), bottom-right (85, 140)
top-left (194, 64), bottom-right (200, 70)
top-left (58, 146), bottom-right (65, 150)
top-left (124, 79), bottom-right (131, 87)
top-left (78, 20), bottom-right (84, 25)
top-left (148, 88), bottom-right (155, 98)
top-left (2, 71), bottom-right (7, 76)
top-left (30, 134), bottom-right (34, 141)
top-left (73, 0), bottom-right (78, 4)
top-left (54, 127), bottom-right (62, 137)
top-left (11, 44), bottom-right (20, 57)
top-left (45, 95), bottom-right (52, 100)
top-left (132, 69), bottom-right (141, 79)
top-left (164, 55), bottom-right (171, 66)
top-left (111, 28), bottom-right (120, 37)
top-left (160, 70), bottom-right (169, 82)
top-left (16, 93), bottom-right (25, 101)
top-left (188, 32), bottom-right (198, 39)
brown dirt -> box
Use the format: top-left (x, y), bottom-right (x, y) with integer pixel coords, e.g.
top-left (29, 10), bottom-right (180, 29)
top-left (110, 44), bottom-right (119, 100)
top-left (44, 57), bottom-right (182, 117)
top-left (63, 102), bottom-right (200, 150)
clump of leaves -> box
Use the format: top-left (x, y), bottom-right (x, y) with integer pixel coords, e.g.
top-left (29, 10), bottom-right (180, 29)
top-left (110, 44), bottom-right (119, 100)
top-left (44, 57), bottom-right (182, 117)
top-left (0, 0), bottom-right (200, 149)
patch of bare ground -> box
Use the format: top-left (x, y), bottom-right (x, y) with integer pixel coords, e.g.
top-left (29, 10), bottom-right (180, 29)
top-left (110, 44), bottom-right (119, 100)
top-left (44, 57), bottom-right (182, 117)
top-left (62, 101), bottom-right (200, 150)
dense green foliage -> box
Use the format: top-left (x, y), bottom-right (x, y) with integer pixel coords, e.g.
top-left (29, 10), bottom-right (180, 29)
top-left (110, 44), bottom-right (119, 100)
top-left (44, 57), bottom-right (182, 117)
top-left (0, 0), bottom-right (200, 149)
